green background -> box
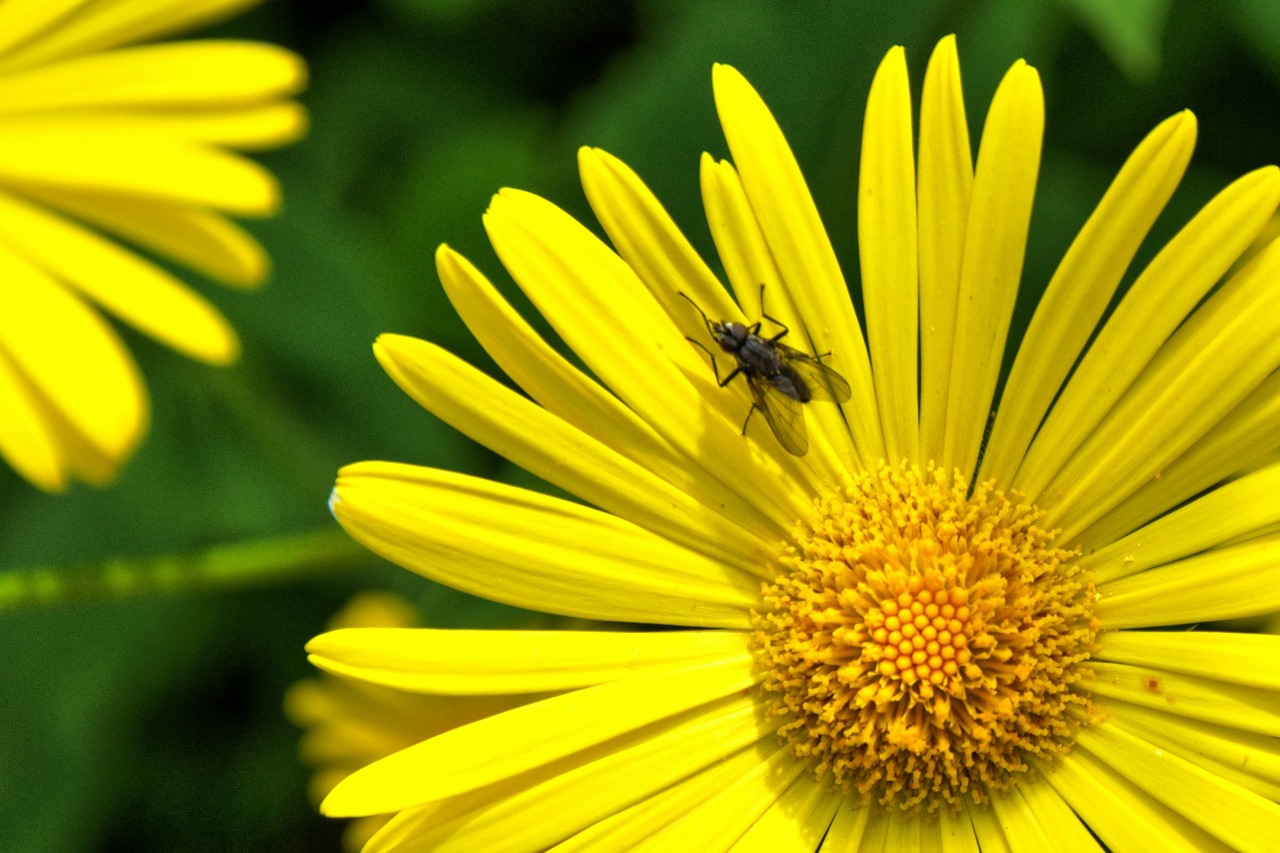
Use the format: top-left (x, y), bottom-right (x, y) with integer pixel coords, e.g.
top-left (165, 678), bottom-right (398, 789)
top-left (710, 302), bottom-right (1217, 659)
top-left (1, 0), bottom-right (1277, 849)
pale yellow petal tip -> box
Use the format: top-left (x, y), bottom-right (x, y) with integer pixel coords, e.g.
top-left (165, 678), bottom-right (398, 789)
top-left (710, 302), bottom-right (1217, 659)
top-left (578, 146), bottom-right (631, 188)
top-left (318, 754), bottom-right (399, 819)
top-left (372, 332), bottom-right (418, 367)
top-left (186, 323), bottom-right (241, 366)
top-left (434, 242), bottom-right (459, 268)
top-left (11, 455), bottom-right (68, 493)
top-left (880, 45), bottom-right (907, 65)
top-left (284, 51), bottom-right (310, 94)
top-left (711, 62), bottom-right (750, 96)
top-left (318, 779), bottom-right (362, 819)
top-left (483, 188), bottom-right (524, 219)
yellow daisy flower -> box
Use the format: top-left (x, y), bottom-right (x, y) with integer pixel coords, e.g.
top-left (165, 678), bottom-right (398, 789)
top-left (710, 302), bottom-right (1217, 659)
top-left (314, 36), bottom-right (1280, 850)
top-left (0, 0), bottom-right (306, 491)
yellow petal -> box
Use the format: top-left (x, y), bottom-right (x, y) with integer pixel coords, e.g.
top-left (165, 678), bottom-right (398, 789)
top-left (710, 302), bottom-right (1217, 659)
top-left (332, 462), bottom-right (761, 628)
top-left (1080, 373), bottom-right (1280, 547)
top-left (307, 627), bottom-right (752, 694)
top-left (981, 111), bottom-right (1196, 484)
top-left (712, 62), bottom-right (883, 464)
top-left (918, 35), bottom-right (973, 467)
top-left (1087, 662), bottom-right (1280, 736)
top-left (1081, 463), bottom-right (1280, 583)
top-left (322, 654), bottom-right (758, 816)
top-left (859, 46), bottom-right (918, 463)
top-left (1043, 750), bottom-right (1231, 851)
top-left (437, 245), bottom-right (773, 539)
top-left (697, 154), bottom-right (854, 475)
top-left (1043, 233), bottom-right (1280, 541)
top-left (936, 807), bottom-right (980, 853)
top-left (941, 60), bottom-right (1043, 481)
top-left (365, 695), bottom-right (770, 853)
top-left (1098, 532), bottom-right (1280, 627)
top-left (578, 147), bottom-right (725, 338)
top-left (1077, 723), bottom-right (1280, 851)
top-left (0, 103), bottom-right (309, 150)
top-left (0, 41), bottom-right (304, 114)
top-left (0, 127), bottom-right (278, 214)
top-left (1015, 166), bottom-right (1280, 500)
top-left (1098, 631), bottom-right (1280, 689)
top-left (965, 798), bottom-right (1012, 852)
top-left (634, 739), bottom-right (802, 851)
top-left (878, 810), bottom-right (940, 853)
top-left (0, 0), bottom-right (92, 61)
top-left (483, 188), bottom-right (808, 529)
top-left (699, 155), bottom-right (785, 326)
top-left (729, 776), bottom-right (840, 853)
top-left (1104, 702), bottom-right (1280, 802)
top-left (987, 787), bottom-right (1052, 851)
top-left (582, 146), bottom-right (846, 479)
top-left (0, 348), bottom-right (65, 490)
top-left (814, 804), bottom-right (871, 852)
top-left (0, 187), bottom-right (237, 363)
top-left (1019, 782), bottom-right (1103, 851)
top-left (553, 741), bottom-right (781, 852)
top-left (0, 244), bottom-right (145, 464)
top-left (0, 0), bottom-right (262, 72)
top-left (989, 781), bottom-right (1093, 852)
top-left (374, 333), bottom-right (775, 573)
top-left (20, 183), bottom-right (268, 287)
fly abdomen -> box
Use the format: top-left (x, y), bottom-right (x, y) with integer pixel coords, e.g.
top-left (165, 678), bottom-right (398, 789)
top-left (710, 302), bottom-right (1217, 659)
top-left (773, 369), bottom-right (811, 403)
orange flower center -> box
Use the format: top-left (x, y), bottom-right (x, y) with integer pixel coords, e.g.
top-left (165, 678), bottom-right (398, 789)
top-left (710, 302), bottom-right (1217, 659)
top-left (753, 463), bottom-right (1100, 812)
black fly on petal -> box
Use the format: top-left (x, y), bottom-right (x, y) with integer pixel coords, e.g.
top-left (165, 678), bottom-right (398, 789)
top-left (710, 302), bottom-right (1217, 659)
top-left (679, 288), bottom-right (851, 456)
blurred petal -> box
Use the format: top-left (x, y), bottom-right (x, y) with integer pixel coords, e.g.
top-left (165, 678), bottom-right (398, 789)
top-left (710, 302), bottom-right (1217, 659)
top-left (0, 187), bottom-right (238, 362)
top-left (0, 41), bottom-right (304, 113)
top-left (0, 0), bottom-right (262, 71)
top-left (22, 184), bottom-right (269, 287)
top-left (0, 127), bottom-right (279, 213)
top-left (0, 243), bottom-right (145, 466)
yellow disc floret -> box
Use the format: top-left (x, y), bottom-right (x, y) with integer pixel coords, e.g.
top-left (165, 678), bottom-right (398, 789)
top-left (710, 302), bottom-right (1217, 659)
top-left (753, 463), bottom-right (1099, 812)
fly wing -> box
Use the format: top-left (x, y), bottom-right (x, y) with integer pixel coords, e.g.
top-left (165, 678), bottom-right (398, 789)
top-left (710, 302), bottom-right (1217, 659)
top-left (748, 374), bottom-right (808, 456)
top-left (779, 345), bottom-right (852, 403)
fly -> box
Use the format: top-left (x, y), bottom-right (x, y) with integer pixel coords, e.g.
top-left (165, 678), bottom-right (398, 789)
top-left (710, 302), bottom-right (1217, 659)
top-left (679, 288), bottom-right (851, 456)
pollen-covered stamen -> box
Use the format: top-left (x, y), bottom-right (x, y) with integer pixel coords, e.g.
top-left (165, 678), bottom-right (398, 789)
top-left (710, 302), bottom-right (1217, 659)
top-left (753, 463), bottom-right (1099, 812)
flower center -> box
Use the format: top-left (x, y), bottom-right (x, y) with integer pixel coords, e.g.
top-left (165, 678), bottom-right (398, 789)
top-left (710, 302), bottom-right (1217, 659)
top-left (752, 463), bottom-right (1099, 812)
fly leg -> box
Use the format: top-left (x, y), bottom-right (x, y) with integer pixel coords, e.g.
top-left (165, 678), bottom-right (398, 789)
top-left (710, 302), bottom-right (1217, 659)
top-left (757, 283), bottom-right (790, 344)
top-left (684, 334), bottom-right (742, 388)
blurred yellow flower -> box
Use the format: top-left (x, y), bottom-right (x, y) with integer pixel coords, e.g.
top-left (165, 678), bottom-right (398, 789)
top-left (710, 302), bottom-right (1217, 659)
top-left (0, 0), bottom-right (305, 490)
top-left (315, 36), bottom-right (1280, 851)
top-left (286, 593), bottom-right (537, 853)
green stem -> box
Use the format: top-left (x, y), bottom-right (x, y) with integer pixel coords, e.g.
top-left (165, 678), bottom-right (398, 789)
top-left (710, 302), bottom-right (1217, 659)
top-left (0, 528), bottom-right (371, 609)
